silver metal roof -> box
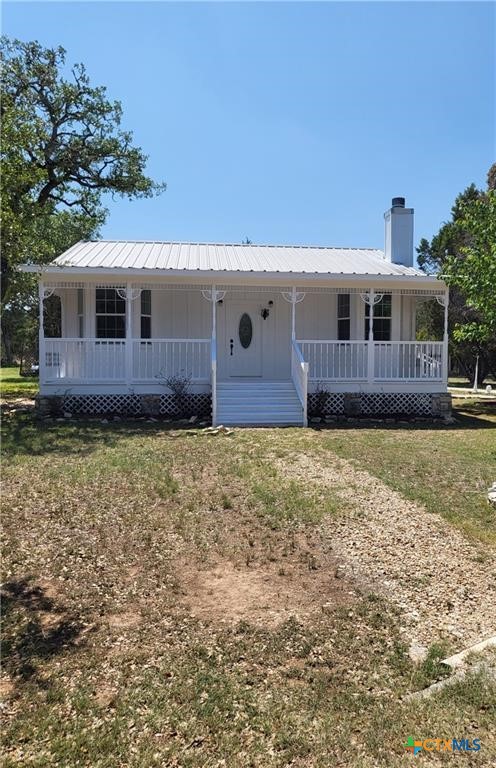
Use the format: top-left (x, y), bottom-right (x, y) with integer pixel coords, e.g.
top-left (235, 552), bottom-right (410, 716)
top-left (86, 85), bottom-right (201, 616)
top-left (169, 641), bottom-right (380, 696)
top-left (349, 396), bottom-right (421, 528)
top-left (50, 240), bottom-right (424, 277)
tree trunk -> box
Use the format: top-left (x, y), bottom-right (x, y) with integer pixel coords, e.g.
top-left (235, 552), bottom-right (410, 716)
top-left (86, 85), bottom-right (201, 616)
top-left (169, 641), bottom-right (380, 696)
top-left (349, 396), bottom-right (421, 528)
top-left (1, 317), bottom-right (15, 366)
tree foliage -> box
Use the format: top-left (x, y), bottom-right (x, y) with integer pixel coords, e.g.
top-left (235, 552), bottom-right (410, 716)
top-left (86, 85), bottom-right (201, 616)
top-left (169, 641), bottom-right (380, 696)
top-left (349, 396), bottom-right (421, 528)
top-left (444, 191), bottom-right (496, 344)
top-left (416, 168), bottom-right (496, 384)
top-left (1, 37), bottom-right (164, 361)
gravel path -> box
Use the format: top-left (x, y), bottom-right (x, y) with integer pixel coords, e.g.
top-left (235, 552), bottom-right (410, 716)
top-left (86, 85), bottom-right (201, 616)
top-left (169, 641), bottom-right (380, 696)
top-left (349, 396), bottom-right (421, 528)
top-left (276, 452), bottom-right (496, 650)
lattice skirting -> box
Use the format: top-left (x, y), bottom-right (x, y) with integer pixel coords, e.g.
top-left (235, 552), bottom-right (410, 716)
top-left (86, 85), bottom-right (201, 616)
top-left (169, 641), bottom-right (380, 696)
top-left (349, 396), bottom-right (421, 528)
top-left (358, 393), bottom-right (432, 416)
top-left (57, 393), bottom-right (212, 419)
top-left (308, 393), bottom-right (345, 415)
top-left (307, 392), bottom-right (450, 418)
top-left (159, 393), bottom-right (211, 418)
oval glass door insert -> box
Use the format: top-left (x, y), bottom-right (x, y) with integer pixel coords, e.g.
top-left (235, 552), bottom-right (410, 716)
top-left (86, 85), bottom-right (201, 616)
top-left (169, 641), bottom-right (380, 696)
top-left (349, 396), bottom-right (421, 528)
top-left (238, 313), bottom-right (253, 349)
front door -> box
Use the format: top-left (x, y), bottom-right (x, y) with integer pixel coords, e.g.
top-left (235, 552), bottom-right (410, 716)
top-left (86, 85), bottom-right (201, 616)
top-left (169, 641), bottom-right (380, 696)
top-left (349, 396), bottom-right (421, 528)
top-left (227, 302), bottom-right (263, 377)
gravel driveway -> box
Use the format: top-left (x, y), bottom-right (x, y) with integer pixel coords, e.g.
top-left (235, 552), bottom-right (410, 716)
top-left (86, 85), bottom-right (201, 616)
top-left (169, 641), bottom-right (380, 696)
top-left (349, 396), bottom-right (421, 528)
top-left (276, 451), bottom-right (496, 651)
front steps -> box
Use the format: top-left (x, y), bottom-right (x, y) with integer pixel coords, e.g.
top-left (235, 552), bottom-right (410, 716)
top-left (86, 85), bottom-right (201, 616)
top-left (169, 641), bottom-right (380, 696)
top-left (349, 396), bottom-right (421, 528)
top-left (216, 380), bottom-right (304, 426)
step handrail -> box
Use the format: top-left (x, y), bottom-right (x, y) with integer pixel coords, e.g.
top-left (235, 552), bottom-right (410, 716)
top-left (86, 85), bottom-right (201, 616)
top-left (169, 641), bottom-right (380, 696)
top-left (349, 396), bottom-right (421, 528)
top-left (291, 339), bottom-right (308, 426)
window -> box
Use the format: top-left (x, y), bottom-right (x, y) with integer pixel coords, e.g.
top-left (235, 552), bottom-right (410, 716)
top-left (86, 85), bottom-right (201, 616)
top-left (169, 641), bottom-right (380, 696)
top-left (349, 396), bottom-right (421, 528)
top-left (95, 288), bottom-right (126, 338)
top-left (77, 288), bottom-right (84, 338)
top-left (337, 294), bottom-right (351, 340)
top-left (238, 313), bottom-right (253, 348)
top-left (140, 290), bottom-right (151, 339)
top-left (365, 294), bottom-right (392, 341)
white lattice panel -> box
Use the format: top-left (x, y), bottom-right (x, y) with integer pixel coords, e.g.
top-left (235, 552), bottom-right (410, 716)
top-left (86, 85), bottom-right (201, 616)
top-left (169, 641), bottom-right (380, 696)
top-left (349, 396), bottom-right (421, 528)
top-left (308, 393), bottom-right (345, 415)
top-left (360, 393), bottom-right (432, 416)
top-left (159, 394), bottom-right (211, 418)
top-left (64, 394), bottom-right (142, 415)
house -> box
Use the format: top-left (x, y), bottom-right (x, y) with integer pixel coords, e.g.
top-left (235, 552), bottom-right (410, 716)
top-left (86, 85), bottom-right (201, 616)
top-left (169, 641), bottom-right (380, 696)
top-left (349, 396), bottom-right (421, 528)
top-left (22, 197), bottom-right (451, 425)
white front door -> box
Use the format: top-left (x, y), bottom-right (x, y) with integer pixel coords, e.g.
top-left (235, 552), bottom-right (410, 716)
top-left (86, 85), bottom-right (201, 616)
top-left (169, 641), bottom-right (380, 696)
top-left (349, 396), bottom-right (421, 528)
top-left (227, 302), bottom-right (263, 377)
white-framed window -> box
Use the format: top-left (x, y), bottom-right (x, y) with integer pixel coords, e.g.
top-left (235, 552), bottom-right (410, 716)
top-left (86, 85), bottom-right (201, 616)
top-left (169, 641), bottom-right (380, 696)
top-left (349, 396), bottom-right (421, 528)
top-left (365, 294), bottom-right (392, 341)
top-left (140, 290), bottom-right (151, 339)
top-left (77, 288), bottom-right (84, 338)
top-left (337, 294), bottom-right (351, 340)
top-left (95, 288), bottom-right (126, 338)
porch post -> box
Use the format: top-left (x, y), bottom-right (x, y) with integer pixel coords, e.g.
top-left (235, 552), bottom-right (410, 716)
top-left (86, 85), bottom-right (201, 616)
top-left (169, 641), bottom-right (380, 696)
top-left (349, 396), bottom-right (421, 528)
top-left (367, 289), bottom-right (375, 384)
top-left (38, 281), bottom-right (45, 388)
top-left (291, 286), bottom-right (296, 340)
top-left (442, 288), bottom-right (449, 385)
top-left (125, 282), bottom-right (133, 387)
top-left (211, 284), bottom-right (217, 426)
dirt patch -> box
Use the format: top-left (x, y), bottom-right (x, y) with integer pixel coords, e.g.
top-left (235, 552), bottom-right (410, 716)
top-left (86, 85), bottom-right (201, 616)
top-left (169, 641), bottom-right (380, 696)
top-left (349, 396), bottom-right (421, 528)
top-left (0, 678), bottom-right (15, 699)
top-left (177, 554), bottom-right (354, 628)
top-left (107, 611), bottom-right (142, 629)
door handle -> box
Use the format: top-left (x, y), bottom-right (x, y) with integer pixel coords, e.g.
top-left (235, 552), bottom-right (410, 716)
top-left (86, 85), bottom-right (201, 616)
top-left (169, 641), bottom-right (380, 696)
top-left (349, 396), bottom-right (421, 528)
top-left (230, 339), bottom-right (234, 355)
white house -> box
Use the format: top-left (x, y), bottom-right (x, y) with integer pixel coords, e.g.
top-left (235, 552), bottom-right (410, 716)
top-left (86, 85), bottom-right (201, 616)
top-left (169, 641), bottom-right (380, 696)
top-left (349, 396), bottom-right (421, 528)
top-left (22, 198), bottom-right (451, 425)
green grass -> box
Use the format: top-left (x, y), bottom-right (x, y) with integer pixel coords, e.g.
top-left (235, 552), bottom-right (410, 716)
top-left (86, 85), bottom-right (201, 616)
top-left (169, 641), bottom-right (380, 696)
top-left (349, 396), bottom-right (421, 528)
top-left (310, 407), bottom-right (496, 545)
top-left (0, 365), bottom-right (39, 399)
top-left (1, 370), bottom-right (496, 766)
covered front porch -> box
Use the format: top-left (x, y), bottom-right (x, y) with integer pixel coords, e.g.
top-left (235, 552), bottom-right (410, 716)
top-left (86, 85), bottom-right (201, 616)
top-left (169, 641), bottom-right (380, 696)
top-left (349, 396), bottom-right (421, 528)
top-left (38, 277), bottom-right (449, 424)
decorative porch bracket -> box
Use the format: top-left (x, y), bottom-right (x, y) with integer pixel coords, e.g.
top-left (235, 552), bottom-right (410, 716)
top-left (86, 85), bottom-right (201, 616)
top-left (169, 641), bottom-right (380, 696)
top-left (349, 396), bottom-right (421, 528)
top-left (116, 287), bottom-right (142, 302)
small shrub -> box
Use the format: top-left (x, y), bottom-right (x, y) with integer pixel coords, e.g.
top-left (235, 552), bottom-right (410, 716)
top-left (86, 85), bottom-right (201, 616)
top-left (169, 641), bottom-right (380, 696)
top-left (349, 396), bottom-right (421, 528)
top-left (155, 370), bottom-right (192, 417)
top-left (310, 381), bottom-right (330, 417)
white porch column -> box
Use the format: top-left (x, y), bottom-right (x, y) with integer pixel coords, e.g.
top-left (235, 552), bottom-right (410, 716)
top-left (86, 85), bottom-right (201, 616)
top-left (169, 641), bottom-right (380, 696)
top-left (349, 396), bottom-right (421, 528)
top-left (38, 281), bottom-right (45, 389)
top-left (442, 288), bottom-right (449, 385)
top-left (367, 289), bottom-right (375, 384)
top-left (201, 285), bottom-right (225, 427)
top-left (125, 282), bottom-right (133, 387)
top-left (211, 284), bottom-right (217, 426)
top-left (291, 286), bottom-right (296, 340)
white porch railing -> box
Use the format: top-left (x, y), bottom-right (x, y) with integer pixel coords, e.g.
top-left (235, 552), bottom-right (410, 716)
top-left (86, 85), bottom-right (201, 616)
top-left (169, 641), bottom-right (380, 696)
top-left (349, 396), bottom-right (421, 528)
top-left (298, 340), bottom-right (444, 382)
top-left (291, 339), bottom-right (308, 426)
top-left (298, 341), bottom-right (368, 380)
top-left (44, 339), bottom-right (126, 381)
top-left (374, 341), bottom-right (443, 381)
top-left (43, 338), bottom-right (210, 383)
top-left (132, 339), bottom-right (210, 381)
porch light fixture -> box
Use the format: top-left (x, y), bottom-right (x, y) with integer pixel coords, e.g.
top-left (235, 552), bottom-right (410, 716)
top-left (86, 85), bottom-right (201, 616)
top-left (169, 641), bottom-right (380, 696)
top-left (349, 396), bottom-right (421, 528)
top-left (261, 307), bottom-right (270, 320)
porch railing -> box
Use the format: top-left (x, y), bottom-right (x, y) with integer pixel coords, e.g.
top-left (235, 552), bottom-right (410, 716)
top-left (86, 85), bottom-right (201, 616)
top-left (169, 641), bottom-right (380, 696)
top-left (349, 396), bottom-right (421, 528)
top-left (373, 341), bottom-right (443, 381)
top-left (43, 338), bottom-right (210, 383)
top-left (291, 339), bottom-right (308, 426)
top-left (132, 339), bottom-right (210, 381)
top-left (44, 339), bottom-right (126, 381)
top-left (298, 341), bottom-right (368, 381)
top-left (298, 340), bottom-right (444, 382)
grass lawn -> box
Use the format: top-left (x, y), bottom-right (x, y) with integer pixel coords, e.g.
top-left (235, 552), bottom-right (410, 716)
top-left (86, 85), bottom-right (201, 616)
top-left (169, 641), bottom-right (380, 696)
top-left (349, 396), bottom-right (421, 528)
top-left (0, 366), bottom-right (39, 400)
top-left (2, 370), bottom-right (495, 767)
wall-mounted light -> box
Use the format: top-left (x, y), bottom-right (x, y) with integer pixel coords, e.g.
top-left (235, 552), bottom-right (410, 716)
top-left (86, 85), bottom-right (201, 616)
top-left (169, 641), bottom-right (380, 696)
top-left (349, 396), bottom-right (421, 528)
top-left (261, 307), bottom-right (270, 320)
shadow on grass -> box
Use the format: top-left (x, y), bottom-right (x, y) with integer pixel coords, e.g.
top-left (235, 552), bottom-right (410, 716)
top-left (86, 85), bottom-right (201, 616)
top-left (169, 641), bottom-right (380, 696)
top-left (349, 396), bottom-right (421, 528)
top-left (0, 407), bottom-right (204, 458)
top-left (1, 578), bottom-right (85, 685)
top-left (1, 398), bottom-right (494, 459)
top-left (309, 403), bottom-right (496, 431)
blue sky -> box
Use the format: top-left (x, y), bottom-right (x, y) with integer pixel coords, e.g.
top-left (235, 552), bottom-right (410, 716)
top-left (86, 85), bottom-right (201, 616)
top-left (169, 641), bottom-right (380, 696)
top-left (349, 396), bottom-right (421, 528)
top-left (4, 1), bottom-right (495, 255)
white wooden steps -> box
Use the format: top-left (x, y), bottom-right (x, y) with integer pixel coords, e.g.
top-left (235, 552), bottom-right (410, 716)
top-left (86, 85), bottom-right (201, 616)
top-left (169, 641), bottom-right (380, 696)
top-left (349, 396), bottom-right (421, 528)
top-left (216, 381), bottom-right (304, 426)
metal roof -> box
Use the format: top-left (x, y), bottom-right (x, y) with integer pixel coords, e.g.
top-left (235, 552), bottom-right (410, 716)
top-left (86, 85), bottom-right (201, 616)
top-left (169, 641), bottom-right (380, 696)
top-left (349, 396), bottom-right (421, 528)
top-left (49, 240), bottom-right (425, 277)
